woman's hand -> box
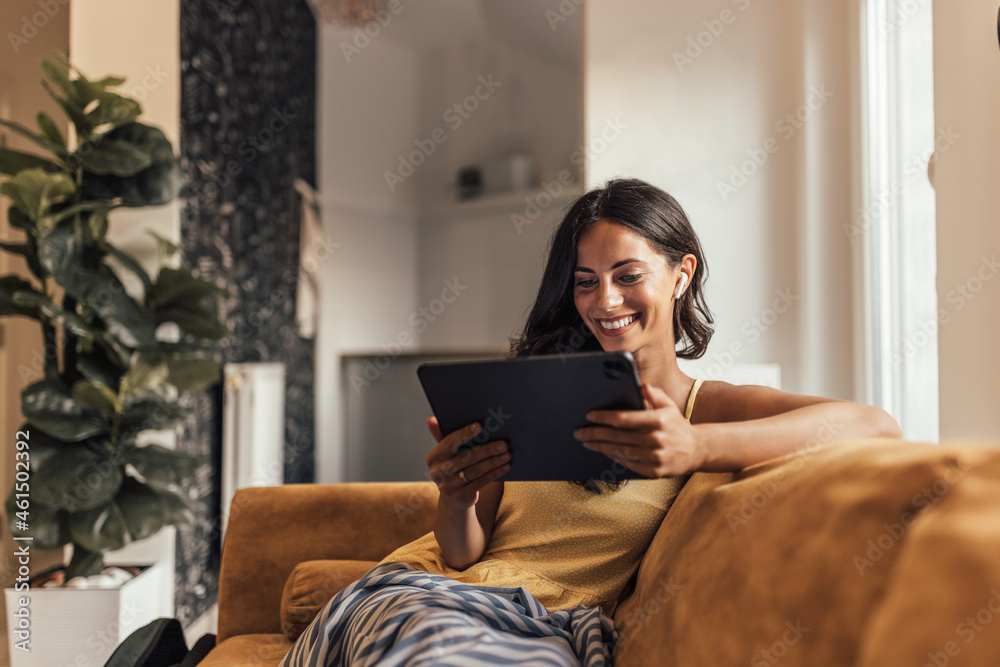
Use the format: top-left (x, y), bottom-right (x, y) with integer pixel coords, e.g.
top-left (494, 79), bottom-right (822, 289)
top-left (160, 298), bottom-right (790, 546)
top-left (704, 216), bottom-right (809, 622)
top-left (426, 417), bottom-right (510, 511)
top-left (574, 383), bottom-right (705, 478)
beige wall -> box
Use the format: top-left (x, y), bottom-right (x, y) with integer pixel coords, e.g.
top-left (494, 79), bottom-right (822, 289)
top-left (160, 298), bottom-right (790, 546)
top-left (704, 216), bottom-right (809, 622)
top-left (0, 1), bottom-right (72, 660)
top-left (0, 2), bottom-right (182, 658)
top-left (933, 0), bottom-right (1000, 440)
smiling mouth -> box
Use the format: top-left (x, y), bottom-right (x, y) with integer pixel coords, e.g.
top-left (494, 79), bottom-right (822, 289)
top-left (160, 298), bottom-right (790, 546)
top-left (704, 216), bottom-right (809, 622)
top-left (597, 314), bottom-right (639, 330)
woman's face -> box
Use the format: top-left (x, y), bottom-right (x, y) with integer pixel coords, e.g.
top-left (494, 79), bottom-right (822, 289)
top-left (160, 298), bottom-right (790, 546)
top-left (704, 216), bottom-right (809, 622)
top-left (573, 220), bottom-right (683, 357)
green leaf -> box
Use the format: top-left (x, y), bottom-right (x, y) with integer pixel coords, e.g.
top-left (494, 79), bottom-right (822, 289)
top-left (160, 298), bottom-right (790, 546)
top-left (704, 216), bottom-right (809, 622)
top-left (11, 290), bottom-right (92, 336)
top-left (29, 433), bottom-right (122, 512)
top-left (36, 221), bottom-right (158, 349)
top-left (21, 379), bottom-right (110, 441)
top-left (67, 477), bottom-right (163, 553)
top-left (122, 443), bottom-right (202, 488)
top-left (148, 267), bottom-right (229, 340)
top-left (0, 118), bottom-right (65, 157)
top-left (154, 303), bottom-right (230, 340)
top-left (88, 92), bottom-right (142, 130)
top-left (101, 240), bottom-right (152, 294)
top-left (157, 487), bottom-right (199, 525)
top-left (92, 75), bottom-right (127, 88)
top-left (41, 57), bottom-right (79, 106)
top-left (0, 147), bottom-right (61, 176)
top-left (71, 379), bottom-right (122, 414)
top-left (96, 332), bottom-right (132, 368)
top-left (0, 168), bottom-right (75, 223)
top-left (45, 83), bottom-right (95, 136)
top-left (49, 201), bottom-right (115, 228)
top-left (78, 347), bottom-right (125, 390)
top-left (79, 139), bottom-right (152, 177)
top-left (147, 230), bottom-right (181, 262)
top-left (150, 267), bottom-right (219, 306)
top-left (36, 111), bottom-right (66, 149)
top-left (0, 276), bottom-right (42, 319)
top-left (81, 123), bottom-right (180, 207)
top-left (89, 209), bottom-right (109, 240)
top-left (65, 544), bottom-right (104, 579)
top-left (165, 357), bottom-right (220, 392)
top-left (121, 351), bottom-right (169, 394)
top-left (118, 397), bottom-right (188, 438)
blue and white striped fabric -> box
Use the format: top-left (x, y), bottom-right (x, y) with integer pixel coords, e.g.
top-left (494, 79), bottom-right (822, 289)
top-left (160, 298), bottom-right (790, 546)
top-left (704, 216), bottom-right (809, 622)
top-left (281, 562), bottom-right (616, 666)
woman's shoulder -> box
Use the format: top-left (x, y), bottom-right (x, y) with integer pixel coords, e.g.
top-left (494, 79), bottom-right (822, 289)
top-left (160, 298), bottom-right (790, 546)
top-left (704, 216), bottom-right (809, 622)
top-left (690, 380), bottom-right (837, 424)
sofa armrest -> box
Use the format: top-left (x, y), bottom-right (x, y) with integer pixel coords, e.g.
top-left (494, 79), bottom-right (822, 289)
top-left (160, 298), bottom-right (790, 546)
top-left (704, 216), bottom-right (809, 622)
top-left (217, 482), bottom-right (438, 642)
top-left (613, 441), bottom-right (1000, 667)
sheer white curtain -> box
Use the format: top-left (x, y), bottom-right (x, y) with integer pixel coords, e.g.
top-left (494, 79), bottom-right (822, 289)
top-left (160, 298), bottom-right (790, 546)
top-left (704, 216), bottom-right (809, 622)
top-left (858, 0), bottom-right (939, 442)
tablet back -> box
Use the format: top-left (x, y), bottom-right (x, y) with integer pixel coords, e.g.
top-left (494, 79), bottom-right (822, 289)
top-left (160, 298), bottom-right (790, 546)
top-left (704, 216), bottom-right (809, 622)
top-left (417, 351), bottom-right (646, 481)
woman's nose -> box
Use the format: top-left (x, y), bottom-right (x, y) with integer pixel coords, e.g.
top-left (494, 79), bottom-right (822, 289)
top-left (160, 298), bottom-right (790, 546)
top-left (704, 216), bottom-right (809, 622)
top-left (597, 282), bottom-right (624, 310)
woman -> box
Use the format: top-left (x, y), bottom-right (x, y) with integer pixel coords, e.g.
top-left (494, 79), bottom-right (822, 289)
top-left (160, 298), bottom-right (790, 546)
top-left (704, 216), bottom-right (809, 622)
top-left (283, 178), bottom-right (901, 666)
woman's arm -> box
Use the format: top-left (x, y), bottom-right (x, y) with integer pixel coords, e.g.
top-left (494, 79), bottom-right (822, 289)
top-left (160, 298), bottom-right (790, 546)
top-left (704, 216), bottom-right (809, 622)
top-left (575, 382), bottom-right (902, 477)
top-left (425, 418), bottom-right (509, 569)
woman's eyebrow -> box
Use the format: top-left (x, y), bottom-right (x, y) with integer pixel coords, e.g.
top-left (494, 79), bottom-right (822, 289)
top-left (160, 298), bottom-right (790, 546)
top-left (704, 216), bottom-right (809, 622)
top-left (574, 258), bottom-right (643, 273)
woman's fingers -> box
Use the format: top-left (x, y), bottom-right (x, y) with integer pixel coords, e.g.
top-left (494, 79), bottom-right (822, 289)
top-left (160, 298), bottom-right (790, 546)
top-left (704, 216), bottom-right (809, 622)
top-left (426, 418), bottom-right (509, 489)
top-left (458, 447), bottom-right (511, 484)
top-left (574, 424), bottom-right (653, 446)
top-left (427, 416), bottom-right (444, 442)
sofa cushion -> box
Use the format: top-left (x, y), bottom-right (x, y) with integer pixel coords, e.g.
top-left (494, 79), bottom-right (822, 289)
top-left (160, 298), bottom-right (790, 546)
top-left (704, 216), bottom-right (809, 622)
top-left (280, 560), bottom-right (378, 640)
top-left (612, 441), bottom-right (1000, 667)
top-left (198, 633), bottom-right (291, 666)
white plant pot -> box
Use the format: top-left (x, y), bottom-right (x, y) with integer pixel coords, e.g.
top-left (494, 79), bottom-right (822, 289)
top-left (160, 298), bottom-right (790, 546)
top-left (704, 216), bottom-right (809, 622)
top-left (4, 562), bottom-right (164, 667)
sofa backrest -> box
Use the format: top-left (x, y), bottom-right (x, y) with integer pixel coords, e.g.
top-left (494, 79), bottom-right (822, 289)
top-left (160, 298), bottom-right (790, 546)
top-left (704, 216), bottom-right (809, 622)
top-left (613, 441), bottom-right (1000, 667)
top-left (217, 482), bottom-right (438, 642)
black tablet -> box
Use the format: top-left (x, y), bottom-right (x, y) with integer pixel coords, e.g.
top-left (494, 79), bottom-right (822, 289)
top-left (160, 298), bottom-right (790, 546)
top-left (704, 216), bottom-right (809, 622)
top-left (417, 351), bottom-right (646, 481)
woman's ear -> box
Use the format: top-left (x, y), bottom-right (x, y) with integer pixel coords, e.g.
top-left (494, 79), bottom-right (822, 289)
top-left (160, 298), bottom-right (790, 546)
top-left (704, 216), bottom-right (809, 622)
top-left (675, 254), bottom-right (697, 299)
top-left (675, 272), bottom-right (688, 299)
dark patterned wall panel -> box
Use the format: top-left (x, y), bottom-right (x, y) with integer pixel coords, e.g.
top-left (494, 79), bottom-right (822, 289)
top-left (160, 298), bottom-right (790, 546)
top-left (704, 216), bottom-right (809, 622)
top-left (177, 0), bottom-right (316, 625)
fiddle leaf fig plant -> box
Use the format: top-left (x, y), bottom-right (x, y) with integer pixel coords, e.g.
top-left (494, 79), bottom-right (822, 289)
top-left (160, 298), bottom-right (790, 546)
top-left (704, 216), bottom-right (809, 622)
top-left (0, 54), bottom-right (228, 581)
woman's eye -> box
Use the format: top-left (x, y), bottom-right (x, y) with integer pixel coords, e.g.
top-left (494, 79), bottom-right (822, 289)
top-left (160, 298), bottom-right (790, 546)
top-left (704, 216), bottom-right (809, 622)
top-left (575, 277), bottom-right (597, 288)
top-left (619, 273), bottom-right (641, 284)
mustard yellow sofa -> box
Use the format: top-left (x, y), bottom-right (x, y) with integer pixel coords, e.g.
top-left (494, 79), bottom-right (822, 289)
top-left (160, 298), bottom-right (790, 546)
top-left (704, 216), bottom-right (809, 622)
top-left (200, 440), bottom-right (1000, 666)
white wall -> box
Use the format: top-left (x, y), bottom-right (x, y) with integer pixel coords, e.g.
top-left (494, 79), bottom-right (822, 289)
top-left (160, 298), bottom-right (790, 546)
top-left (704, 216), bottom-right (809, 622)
top-left (316, 27), bottom-right (421, 483)
top-left (414, 36), bottom-right (582, 202)
top-left (933, 0), bottom-right (1000, 440)
top-left (317, 23), bottom-right (582, 481)
top-left (414, 36), bottom-right (582, 351)
top-left (584, 0), bottom-right (857, 399)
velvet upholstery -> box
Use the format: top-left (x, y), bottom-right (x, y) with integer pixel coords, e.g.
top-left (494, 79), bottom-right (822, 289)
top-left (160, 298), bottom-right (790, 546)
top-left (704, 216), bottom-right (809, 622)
top-left (204, 442), bottom-right (1000, 666)
top-left (215, 482), bottom-right (437, 643)
top-left (612, 441), bottom-right (1000, 665)
top-left (280, 560), bottom-right (378, 640)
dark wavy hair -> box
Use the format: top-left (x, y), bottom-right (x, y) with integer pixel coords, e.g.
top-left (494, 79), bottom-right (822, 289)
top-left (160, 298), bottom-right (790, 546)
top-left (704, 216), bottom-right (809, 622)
top-left (511, 178), bottom-right (714, 359)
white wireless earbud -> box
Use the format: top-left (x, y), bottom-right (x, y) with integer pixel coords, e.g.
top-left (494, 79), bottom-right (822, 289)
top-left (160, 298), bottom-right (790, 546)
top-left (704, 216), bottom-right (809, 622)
top-left (675, 273), bottom-right (688, 299)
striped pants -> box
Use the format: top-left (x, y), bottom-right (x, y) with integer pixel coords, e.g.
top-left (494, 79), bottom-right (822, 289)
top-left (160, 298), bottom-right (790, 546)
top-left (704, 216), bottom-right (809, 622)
top-left (281, 562), bottom-right (615, 666)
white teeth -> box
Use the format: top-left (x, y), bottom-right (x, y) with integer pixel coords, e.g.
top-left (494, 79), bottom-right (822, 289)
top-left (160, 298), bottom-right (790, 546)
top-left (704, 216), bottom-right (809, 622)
top-left (599, 314), bottom-right (637, 330)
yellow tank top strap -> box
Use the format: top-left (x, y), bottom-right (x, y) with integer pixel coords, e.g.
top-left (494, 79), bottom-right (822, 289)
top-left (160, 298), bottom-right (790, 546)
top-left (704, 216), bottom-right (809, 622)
top-left (684, 377), bottom-right (705, 422)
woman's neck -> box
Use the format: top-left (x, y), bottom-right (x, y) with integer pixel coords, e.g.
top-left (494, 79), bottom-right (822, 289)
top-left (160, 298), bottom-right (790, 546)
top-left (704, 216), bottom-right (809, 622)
top-left (631, 346), bottom-right (696, 411)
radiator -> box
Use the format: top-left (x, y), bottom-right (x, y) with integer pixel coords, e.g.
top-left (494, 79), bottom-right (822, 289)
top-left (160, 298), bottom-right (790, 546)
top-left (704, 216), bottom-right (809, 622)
top-left (221, 362), bottom-right (286, 535)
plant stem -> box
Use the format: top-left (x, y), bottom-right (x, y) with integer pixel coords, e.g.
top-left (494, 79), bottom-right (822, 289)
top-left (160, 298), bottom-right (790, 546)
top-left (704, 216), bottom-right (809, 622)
top-left (65, 544), bottom-right (104, 580)
top-left (62, 295), bottom-right (80, 386)
top-left (42, 321), bottom-right (60, 384)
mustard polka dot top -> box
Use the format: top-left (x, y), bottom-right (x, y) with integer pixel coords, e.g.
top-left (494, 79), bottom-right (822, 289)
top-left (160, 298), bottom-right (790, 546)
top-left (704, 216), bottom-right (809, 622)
top-left (381, 379), bottom-right (704, 615)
